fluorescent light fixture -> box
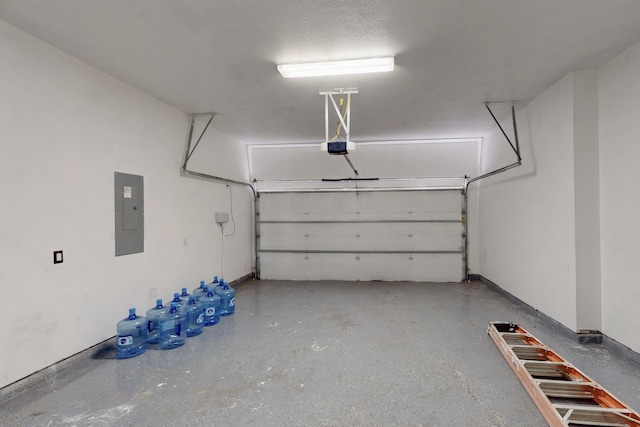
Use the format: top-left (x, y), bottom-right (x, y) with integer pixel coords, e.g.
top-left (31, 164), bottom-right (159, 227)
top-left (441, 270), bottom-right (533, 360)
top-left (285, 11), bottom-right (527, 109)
top-left (277, 57), bottom-right (394, 78)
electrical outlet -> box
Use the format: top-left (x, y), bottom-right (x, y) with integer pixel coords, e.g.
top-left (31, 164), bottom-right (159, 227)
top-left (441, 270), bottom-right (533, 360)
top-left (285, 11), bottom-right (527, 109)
top-left (53, 250), bottom-right (63, 264)
top-left (215, 212), bottom-right (229, 224)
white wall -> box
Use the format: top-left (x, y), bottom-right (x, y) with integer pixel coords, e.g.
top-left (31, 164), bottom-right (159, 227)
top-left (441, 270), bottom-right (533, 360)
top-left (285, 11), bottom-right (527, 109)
top-left (186, 120), bottom-right (255, 280)
top-left (249, 140), bottom-right (479, 181)
top-left (0, 20), bottom-right (253, 388)
top-left (572, 70), bottom-right (601, 332)
top-left (478, 75), bottom-right (578, 330)
top-left (479, 39), bottom-right (640, 355)
top-left (249, 139), bottom-right (481, 273)
top-left (598, 40), bottom-right (640, 353)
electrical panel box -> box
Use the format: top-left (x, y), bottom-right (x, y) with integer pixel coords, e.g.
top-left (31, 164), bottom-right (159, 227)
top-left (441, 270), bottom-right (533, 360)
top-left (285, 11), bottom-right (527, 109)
top-left (215, 212), bottom-right (229, 224)
top-left (114, 172), bottom-right (144, 256)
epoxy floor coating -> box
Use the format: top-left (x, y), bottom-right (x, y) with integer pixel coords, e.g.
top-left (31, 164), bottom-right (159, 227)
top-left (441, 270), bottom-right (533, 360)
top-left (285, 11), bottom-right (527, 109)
top-left (2, 280), bottom-right (640, 426)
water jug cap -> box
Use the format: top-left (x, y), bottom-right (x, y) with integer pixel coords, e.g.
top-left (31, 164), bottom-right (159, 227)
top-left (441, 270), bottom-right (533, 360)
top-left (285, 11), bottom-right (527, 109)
top-left (173, 292), bottom-right (180, 301)
top-left (170, 302), bottom-right (178, 312)
top-left (128, 308), bottom-right (137, 319)
top-left (213, 275), bottom-right (219, 283)
top-left (181, 287), bottom-right (188, 296)
top-left (189, 295), bottom-right (196, 303)
top-left (156, 299), bottom-right (163, 308)
top-left (200, 280), bottom-right (205, 287)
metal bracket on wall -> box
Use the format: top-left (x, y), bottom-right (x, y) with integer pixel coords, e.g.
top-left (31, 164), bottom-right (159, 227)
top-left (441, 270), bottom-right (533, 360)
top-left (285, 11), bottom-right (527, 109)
top-left (488, 321), bottom-right (640, 426)
top-left (465, 103), bottom-right (522, 192)
top-left (181, 113), bottom-right (255, 194)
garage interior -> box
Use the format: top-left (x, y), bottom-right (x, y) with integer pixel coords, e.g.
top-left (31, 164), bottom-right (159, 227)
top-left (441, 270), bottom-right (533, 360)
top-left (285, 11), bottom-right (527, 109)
top-left (2, 1), bottom-right (640, 426)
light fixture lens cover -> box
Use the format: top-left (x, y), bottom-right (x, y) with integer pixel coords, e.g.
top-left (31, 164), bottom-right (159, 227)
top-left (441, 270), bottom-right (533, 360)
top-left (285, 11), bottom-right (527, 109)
top-left (277, 57), bottom-right (394, 78)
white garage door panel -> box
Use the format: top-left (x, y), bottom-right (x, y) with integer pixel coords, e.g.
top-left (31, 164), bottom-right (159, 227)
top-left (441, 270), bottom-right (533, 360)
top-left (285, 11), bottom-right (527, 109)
top-left (259, 191), bottom-right (461, 222)
top-left (259, 252), bottom-right (463, 282)
top-left (260, 222), bottom-right (463, 251)
top-left (257, 189), bottom-right (465, 282)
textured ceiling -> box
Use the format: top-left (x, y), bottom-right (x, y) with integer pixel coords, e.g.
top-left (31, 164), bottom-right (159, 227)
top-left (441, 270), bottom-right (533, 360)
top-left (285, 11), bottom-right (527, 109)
top-left (2, 0), bottom-right (640, 144)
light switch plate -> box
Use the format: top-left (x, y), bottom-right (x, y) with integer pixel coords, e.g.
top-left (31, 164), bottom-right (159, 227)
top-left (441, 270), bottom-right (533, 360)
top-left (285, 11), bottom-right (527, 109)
top-left (53, 250), bottom-right (63, 264)
top-left (215, 212), bottom-right (229, 224)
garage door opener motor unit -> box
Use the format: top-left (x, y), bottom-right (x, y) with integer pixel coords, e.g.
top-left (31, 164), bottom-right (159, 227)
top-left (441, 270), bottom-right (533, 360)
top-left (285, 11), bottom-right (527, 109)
top-left (320, 88), bottom-right (358, 173)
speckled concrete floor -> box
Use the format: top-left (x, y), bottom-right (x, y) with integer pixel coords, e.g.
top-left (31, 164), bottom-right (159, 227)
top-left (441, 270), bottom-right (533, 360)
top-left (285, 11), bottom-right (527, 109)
top-left (1, 280), bottom-right (640, 426)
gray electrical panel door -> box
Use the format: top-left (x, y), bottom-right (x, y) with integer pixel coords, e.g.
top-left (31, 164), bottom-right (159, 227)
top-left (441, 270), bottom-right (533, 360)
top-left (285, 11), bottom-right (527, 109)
top-left (114, 172), bottom-right (144, 256)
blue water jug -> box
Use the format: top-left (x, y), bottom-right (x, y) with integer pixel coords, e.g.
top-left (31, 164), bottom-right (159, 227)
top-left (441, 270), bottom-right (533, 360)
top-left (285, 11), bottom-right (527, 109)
top-left (200, 287), bottom-right (221, 326)
top-left (192, 280), bottom-right (208, 300)
top-left (217, 280), bottom-right (235, 316)
top-left (209, 275), bottom-right (220, 290)
top-left (145, 299), bottom-right (170, 344)
top-left (158, 303), bottom-right (186, 349)
top-left (185, 295), bottom-right (204, 337)
top-left (179, 287), bottom-right (191, 302)
top-left (169, 292), bottom-right (185, 312)
top-left (116, 308), bottom-right (147, 359)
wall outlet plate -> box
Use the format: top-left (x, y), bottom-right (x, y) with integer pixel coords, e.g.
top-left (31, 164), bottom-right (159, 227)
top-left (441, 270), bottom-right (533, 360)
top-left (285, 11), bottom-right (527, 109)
top-left (53, 250), bottom-right (63, 264)
top-left (215, 212), bottom-right (229, 224)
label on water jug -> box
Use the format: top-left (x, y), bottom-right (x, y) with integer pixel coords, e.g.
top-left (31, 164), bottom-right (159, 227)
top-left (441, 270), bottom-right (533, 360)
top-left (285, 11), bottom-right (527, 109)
top-left (196, 314), bottom-right (204, 324)
top-left (118, 335), bottom-right (133, 346)
top-left (161, 320), bottom-right (175, 332)
top-left (229, 297), bottom-right (235, 307)
top-left (205, 307), bottom-right (215, 316)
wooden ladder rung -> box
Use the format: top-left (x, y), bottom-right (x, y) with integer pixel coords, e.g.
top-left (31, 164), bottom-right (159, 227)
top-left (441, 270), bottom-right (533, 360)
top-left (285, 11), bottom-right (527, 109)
top-left (535, 378), bottom-right (598, 399)
top-left (510, 345), bottom-right (566, 362)
top-left (523, 361), bottom-right (587, 381)
top-left (554, 403), bottom-right (634, 414)
top-left (557, 405), bottom-right (636, 426)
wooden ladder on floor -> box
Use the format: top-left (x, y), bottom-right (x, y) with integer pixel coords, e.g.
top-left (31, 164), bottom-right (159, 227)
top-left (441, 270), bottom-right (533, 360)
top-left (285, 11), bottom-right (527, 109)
top-left (488, 321), bottom-right (640, 427)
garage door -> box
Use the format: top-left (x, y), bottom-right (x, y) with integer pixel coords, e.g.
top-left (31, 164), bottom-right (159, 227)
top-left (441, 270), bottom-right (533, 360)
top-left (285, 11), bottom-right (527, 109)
top-left (256, 189), bottom-right (465, 282)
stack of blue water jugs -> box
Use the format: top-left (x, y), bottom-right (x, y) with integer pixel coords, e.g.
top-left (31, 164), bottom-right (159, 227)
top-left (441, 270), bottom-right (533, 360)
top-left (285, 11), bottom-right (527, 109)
top-left (116, 276), bottom-right (236, 359)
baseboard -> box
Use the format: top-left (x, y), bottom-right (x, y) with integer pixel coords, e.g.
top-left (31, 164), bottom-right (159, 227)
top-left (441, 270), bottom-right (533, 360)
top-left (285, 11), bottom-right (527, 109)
top-left (230, 272), bottom-right (254, 286)
top-left (472, 274), bottom-right (640, 365)
top-left (0, 338), bottom-right (115, 404)
top-left (468, 273), bottom-right (483, 282)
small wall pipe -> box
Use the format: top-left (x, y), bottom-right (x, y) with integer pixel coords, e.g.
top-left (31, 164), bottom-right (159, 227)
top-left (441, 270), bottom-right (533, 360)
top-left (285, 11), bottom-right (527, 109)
top-left (466, 160), bottom-right (521, 187)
